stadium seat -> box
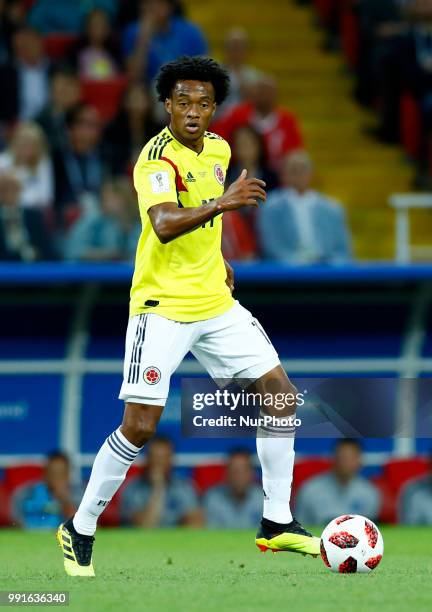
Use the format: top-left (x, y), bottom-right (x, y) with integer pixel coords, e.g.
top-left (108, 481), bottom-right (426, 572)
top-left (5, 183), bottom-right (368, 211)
top-left (192, 464), bottom-right (226, 494)
top-left (400, 93), bottom-right (422, 159)
top-left (313, 0), bottom-right (335, 24)
top-left (4, 464), bottom-right (44, 493)
top-left (292, 457), bottom-right (332, 498)
top-left (371, 474), bottom-right (397, 524)
top-left (0, 482), bottom-right (11, 527)
top-left (44, 34), bottom-right (78, 61)
top-left (340, 2), bottom-right (359, 69)
top-left (383, 457), bottom-right (429, 494)
top-left (81, 77), bottom-right (128, 123)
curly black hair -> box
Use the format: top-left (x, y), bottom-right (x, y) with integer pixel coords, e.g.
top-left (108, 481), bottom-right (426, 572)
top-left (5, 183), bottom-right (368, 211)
top-left (156, 56), bottom-right (230, 105)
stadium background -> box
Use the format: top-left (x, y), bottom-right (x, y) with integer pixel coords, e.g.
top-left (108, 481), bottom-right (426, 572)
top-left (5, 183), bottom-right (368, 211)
top-left (0, 0), bottom-right (431, 529)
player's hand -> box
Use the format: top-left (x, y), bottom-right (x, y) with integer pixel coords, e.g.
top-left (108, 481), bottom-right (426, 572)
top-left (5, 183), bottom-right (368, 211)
top-left (224, 259), bottom-right (234, 293)
top-left (219, 169), bottom-right (266, 211)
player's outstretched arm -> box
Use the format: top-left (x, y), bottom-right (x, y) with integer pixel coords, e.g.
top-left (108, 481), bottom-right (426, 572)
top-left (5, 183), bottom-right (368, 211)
top-left (148, 169), bottom-right (266, 244)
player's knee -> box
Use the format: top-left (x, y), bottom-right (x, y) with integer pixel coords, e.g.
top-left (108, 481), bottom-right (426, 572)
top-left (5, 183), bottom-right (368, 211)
top-left (121, 403), bottom-right (160, 447)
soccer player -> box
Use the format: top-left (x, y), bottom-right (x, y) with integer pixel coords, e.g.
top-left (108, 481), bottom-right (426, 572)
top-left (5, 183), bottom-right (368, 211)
top-left (57, 56), bottom-right (320, 576)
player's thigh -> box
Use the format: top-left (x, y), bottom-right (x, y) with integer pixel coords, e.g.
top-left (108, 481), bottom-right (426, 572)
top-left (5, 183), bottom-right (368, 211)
top-left (191, 301), bottom-right (280, 381)
top-left (119, 313), bottom-right (193, 406)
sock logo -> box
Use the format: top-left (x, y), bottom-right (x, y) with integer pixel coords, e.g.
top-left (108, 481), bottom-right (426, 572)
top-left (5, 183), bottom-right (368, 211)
top-left (97, 499), bottom-right (109, 507)
top-left (263, 489), bottom-right (269, 500)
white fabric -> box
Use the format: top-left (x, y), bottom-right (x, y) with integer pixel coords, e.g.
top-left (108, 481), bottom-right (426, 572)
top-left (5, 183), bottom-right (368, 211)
top-left (287, 188), bottom-right (319, 262)
top-left (256, 434), bottom-right (295, 523)
top-left (119, 301), bottom-right (279, 405)
top-left (19, 63), bottom-right (48, 120)
top-left (0, 152), bottom-right (54, 209)
top-left (73, 428), bottom-right (141, 536)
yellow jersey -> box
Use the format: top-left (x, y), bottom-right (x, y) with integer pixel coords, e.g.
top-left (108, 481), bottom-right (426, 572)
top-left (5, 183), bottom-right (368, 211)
top-left (130, 126), bottom-right (235, 322)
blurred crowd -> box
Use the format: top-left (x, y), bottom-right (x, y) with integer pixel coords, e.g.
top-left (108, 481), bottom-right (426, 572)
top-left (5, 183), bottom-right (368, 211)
top-left (309, 0), bottom-right (432, 187)
top-left (6, 439), bottom-right (432, 529)
top-left (0, 0), bottom-right (352, 264)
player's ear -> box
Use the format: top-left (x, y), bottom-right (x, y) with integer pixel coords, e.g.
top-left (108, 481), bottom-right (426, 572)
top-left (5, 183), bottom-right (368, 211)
top-left (211, 102), bottom-right (216, 117)
top-left (165, 98), bottom-right (172, 115)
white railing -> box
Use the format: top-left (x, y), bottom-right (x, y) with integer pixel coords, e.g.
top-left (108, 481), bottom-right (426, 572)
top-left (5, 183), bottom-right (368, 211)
top-left (389, 193), bottom-right (432, 263)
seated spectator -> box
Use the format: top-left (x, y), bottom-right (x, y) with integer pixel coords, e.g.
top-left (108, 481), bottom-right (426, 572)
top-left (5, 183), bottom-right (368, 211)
top-left (103, 83), bottom-right (159, 174)
top-left (227, 125), bottom-right (279, 191)
top-left (11, 452), bottom-right (82, 529)
top-left (295, 439), bottom-right (381, 525)
top-left (0, 27), bottom-right (50, 125)
top-left (212, 74), bottom-right (303, 172)
top-left (218, 27), bottom-right (260, 114)
top-left (124, 0), bottom-right (208, 84)
top-left (222, 125), bottom-right (278, 261)
top-left (121, 436), bottom-right (203, 527)
top-left (36, 65), bottom-right (81, 152)
top-left (0, 122), bottom-right (54, 210)
top-left (65, 177), bottom-right (141, 261)
top-left (399, 453), bottom-right (432, 524)
top-left (53, 104), bottom-right (105, 222)
top-left (203, 449), bottom-right (262, 529)
top-left (68, 9), bottom-right (123, 80)
top-left (28, 0), bottom-right (118, 34)
top-left (257, 151), bottom-right (352, 264)
top-left (0, 171), bottom-right (56, 261)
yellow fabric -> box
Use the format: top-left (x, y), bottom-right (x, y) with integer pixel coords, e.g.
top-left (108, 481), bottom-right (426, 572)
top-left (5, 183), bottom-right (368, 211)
top-left (130, 126), bottom-right (234, 322)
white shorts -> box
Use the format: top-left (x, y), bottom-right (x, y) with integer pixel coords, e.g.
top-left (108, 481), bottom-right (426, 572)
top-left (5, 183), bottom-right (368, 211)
top-left (118, 301), bottom-right (280, 406)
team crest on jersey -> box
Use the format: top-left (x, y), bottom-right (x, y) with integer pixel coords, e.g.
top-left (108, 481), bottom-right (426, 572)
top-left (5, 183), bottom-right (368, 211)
top-left (214, 164), bottom-right (225, 185)
top-left (143, 367), bottom-right (161, 385)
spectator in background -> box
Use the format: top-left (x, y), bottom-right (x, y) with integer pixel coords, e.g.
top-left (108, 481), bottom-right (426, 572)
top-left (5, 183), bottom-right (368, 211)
top-left (219, 28), bottom-right (260, 113)
top-left (11, 452), bottom-right (82, 529)
top-left (0, 122), bottom-right (53, 211)
top-left (222, 125), bottom-right (278, 261)
top-left (28, 0), bottom-right (118, 34)
top-left (0, 0), bottom-right (26, 64)
top-left (124, 0), bottom-right (208, 84)
top-left (68, 9), bottom-right (123, 80)
top-left (53, 104), bottom-right (104, 221)
top-left (0, 171), bottom-right (56, 261)
top-left (398, 0), bottom-right (432, 184)
top-left (212, 74), bottom-right (303, 173)
top-left (121, 436), bottom-right (203, 527)
top-left (103, 83), bottom-right (159, 174)
top-left (204, 449), bottom-right (262, 529)
top-left (65, 177), bottom-right (141, 261)
top-left (257, 151), bottom-right (352, 264)
top-left (36, 66), bottom-right (81, 152)
top-left (295, 439), bottom-right (381, 525)
top-left (0, 27), bottom-right (50, 125)
top-left (399, 453), bottom-right (432, 524)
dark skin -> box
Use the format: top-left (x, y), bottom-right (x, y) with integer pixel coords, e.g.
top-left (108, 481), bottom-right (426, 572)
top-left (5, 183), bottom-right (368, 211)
top-left (121, 79), bottom-right (296, 448)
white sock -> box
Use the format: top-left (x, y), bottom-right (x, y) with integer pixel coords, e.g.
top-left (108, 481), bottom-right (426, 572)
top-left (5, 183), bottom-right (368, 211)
top-left (73, 428), bottom-right (142, 536)
top-left (256, 426), bottom-right (295, 524)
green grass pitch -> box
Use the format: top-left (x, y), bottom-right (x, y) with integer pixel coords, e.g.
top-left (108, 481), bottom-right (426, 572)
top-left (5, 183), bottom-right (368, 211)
top-left (0, 527), bottom-right (431, 611)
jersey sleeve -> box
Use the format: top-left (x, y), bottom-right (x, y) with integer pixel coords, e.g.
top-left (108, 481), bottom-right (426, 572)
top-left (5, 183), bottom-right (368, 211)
top-left (133, 157), bottom-right (178, 214)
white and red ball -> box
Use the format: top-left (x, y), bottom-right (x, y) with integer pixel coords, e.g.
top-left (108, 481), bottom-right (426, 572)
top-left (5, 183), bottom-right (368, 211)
top-left (320, 515), bottom-right (384, 573)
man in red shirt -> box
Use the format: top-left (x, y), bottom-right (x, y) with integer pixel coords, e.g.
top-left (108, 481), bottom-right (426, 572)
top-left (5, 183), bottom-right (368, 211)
top-left (211, 74), bottom-right (304, 172)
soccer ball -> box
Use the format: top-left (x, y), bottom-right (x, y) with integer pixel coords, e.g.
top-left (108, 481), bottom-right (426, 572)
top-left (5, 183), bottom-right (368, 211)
top-left (320, 515), bottom-right (384, 573)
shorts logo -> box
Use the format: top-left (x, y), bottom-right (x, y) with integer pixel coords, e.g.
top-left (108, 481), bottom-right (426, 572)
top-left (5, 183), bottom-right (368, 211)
top-left (214, 164), bottom-right (225, 185)
top-left (143, 366), bottom-right (161, 385)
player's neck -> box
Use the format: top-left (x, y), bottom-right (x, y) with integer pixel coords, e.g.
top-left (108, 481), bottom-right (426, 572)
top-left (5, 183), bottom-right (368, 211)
top-left (168, 124), bottom-right (204, 154)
